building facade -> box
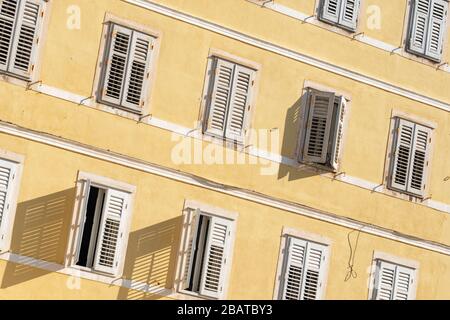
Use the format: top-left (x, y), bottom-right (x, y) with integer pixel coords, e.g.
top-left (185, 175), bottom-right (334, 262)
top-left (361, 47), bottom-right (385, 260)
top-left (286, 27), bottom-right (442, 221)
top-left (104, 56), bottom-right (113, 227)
top-left (0, 0), bottom-right (448, 299)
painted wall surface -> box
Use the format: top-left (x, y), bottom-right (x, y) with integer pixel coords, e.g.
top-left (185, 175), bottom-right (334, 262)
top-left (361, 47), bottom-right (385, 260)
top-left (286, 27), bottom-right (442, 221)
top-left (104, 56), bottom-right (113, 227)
top-left (0, 0), bottom-right (448, 299)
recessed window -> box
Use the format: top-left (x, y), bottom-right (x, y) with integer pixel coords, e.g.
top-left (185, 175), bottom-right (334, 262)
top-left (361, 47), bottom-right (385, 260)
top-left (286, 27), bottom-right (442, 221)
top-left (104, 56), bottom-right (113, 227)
top-left (371, 259), bottom-right (416, 300)
top-left (318, 0), bottom-right (361, 31)
top-left (0, 157), bottom-right (19, 251)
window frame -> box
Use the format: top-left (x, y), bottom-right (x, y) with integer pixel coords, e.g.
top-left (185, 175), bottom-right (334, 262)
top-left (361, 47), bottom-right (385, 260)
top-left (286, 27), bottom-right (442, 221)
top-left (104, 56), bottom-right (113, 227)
top-left (316, 0), bottom-right (363, 32)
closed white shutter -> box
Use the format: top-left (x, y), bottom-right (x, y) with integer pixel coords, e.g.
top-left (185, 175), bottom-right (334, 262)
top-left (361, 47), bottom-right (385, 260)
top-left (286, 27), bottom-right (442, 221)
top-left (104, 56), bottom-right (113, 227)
top-left (330, 97), bottom-right (346, 171)
top-left (281, 237), bottom-right (328, 300)
top-left (225, 64), bottom-right (254, 143)
top-left (339, 0), bottom-right (361, 30)
top-left (0, 158), bottom-right (17, 251)
top-left (93, 188), bottom-right (129, 275)
top-left (391, 119), bottom-right (415, 192)
top-left (407, 124), bottom-right (431, 197)
top-left (0, 0), bottom-right (19, 72)
top-left (409, 0), bottom-right (431, 55)
top-left (205, 58), bottom-right (235, 138)
top-left (302, 90), bottom-right (335, 163)
top-left (425, 0), bottom-right (448, 60)
top-left (101, 24), bottom-right (132, 106)
top-left (374, 260), bottom-right (415, 300)
top-left (181, 208), bottom-right (200, 290)
top-left (9, 0), bottom-right (43, 78)
top-left (122, 31), bottom-right (154, 111)
top-left (199, 216), bottom-right (232, 299)
top-left (321, 0), bottom-right (342, 23)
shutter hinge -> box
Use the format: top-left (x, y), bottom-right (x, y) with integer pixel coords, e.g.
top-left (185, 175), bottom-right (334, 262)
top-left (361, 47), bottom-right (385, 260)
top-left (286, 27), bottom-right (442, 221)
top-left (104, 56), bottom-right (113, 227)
top-left (31, 65), bottom-right (35, 72)
top-left (251, 80), bottom-right (255, 86)
top-left (147, 72), bottom-right (150, 79)
top-left (41, 11), bottom-right (44, 18)
top-left (151, 44), bottom-right (154, 50)
top-left (12, 173), bottom-right (15, 180)
top-left (36, 37), bottom-right (40, 45)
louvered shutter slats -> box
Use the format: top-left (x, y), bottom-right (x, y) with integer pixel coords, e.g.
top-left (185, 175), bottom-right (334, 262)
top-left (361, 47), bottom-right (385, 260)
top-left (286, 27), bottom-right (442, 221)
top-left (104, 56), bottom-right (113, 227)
top-left (425, 0), bottom-right (448, 61)
top-left (407, 125), bottom-right (431, 196)
top-left (0, 0), bottom-right (18, 71)
top-left (321, 0), bottom-right (342, 23)
top-left (374, 260), bottom-right (415, 300)
top-left (0, 159), bottom-right (16, 251)
top-left (410, 0), bottom-right (430, 54)
top-left (391, 119), bottom-right (414, 191)
top-left (282, 238), bottom-right (306, 300)
top-left (181, 208), bottom-right (200, 290)
top-left (339, 0), bottom-right (361, 30)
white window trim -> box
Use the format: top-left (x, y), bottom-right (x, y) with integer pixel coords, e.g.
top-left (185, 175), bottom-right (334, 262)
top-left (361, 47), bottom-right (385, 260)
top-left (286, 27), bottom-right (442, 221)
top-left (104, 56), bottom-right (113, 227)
top-left (174, 199), bottom-right (238, 300)
top-left (90, 13), bottom-right (162, 121)
top-left (382, 110), bottom-right (436, 201)
top-left (368, 251), bottom-right (419, 300)
top-left (295, 80), bottom-right (352, 173)
top-left (315, 0), bottom-right (364, 33)
top-left (198, 48), bottom-right (261, 148)
top-left (0, 149), bottom-right (24, 253)
top-left (272, 226), bottom-right (332, 300)
top-left (65, 170), bottom-right (136, 279)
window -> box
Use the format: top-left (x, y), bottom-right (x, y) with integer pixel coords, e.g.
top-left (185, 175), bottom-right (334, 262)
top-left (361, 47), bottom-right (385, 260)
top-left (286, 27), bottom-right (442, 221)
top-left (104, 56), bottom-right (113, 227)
top-left (0, 0), bottom-right (45, 79)
top-left (298, 88), bottom-right (347, 171)
top-left (179, 207), bottom-right (235, 299)
top-left (203, 57), bottom-right (256, 144)
top-left (371, 260), bottom-right (416, 300)
top-left (73, 179), bottom-right (131, 275)
top-left (407, 0), bottom-right (448, 62)
top-left (388, 117), bottom-right (432, 198)
top-left (319, 0), bottom-right (361, 31)
top-left (98, 23), bottom-right (155, 113)
top-left (0, 158), bottom-right (19, 251)
top-left (278, 236), bottom-right (329, 300)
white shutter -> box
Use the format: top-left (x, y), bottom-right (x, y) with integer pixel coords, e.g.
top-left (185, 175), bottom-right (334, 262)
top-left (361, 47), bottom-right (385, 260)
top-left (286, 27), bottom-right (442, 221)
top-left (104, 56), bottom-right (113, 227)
top-left (407, 124), bottom-right (432, 197)
top-left (0, 158), bottom-right (17, 251)
top-left (425, 0), bottom-right (448, 61)
top-left (390, 119), bottom-right (415, 192)
top-left (101, 24), bottom-right (132, 106)
top-left (199, 216), bottom-right (232, 299)
top-left (374, 260), bottom-right (415, 300)
top-left (93, 188), bottom-right (129, 275)
top-left (339, 0), bottom-right (360, 30)
top-left (0, 0), bottom-right (19, 72)
top-left (321, 0), bottom-right (342, 23)
top-left (302, 242), bottom-right (327, 300)
top-left (122, 31), bottom-right (154, 111)
top-left (9, 0), bottom-right (43, 78)
top-left (181, 208), bottom-right (200, 290)
top-left (409, 0), bottom-right (431, 55)
top-left (74, 179), bottom-right (91, 263)
top-left (330, 97), bottom-right (346, 171)
top-left (225, 64), bottom-right (254, 143)
top-left (205, 58), bottom-right (234, 138)
top-left (302, 90), bottom-right (335, 163)
top-left (281, 237), bottom-right (307, 300)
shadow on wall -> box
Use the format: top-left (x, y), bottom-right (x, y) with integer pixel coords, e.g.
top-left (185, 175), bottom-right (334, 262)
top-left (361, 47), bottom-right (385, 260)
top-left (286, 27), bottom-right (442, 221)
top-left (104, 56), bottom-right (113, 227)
top-left (1, 188), bottom-right (76, 289)
top-left (277, 94), bottom-right (321, 181)
top-left (117, 216), bottom-right (183, 300)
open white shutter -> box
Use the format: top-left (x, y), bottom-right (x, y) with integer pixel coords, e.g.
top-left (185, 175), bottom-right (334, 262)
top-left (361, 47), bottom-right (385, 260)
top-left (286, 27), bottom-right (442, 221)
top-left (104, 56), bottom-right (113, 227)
top-left (330, 97), bottom-right (346, 171)
top-left (199, 216), bottom-right (232, 299)
top-left (122, 31), bottom-right (154, 111)
top-left (374, 260), bottom-right (415, 300)
top-left (302, 90), bottom-right (335, 164)
top-left (393, 266), bottom-right (415, 300)
top-left (225, 64), bottom-right (254, 143)
top-left (407, 124), bottom-right (432, 197)
top-left (181, 208), bottom-right (200, 290)
top-left (205, 58), bottom-right (234, 138)
top-left (281, 237), bottom-right (307, 300)
top-left (0, 159), bottom-right (16, 251)
top-left (74, 179), bottom-right (91, 264)
top-left (9, 0), bottom-right (43, 78)
top-left (339, 0), bottom-right (360, 30)
top-left (93, 188), bottom-right (129, 275)
top-left (390, 119), bottom-right (415, 192)
top-left (302, 242), bottom-right (327, 300)
top-left (101, 24), bottom-right (132, 106)
top-left (321, 0), bottom-right (342, 23)
top-left (409, 0), bottom-right (431, 55)
top-left (0, 0), bottom-right (19, 72)
top-left (425, 0), bottom-right (448, 61)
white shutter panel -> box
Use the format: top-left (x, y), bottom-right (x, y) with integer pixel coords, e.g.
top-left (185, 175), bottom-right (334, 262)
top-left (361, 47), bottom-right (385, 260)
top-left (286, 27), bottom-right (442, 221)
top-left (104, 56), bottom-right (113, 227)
top-left (121, 31), bottom-right (154, 111)
top-left (101, 24), bottom-right (132, 106)
top-left (330, 97), bottom-right (346, 171)
top-left (0, 159), bottom-right (16, 251)
top-left (339, 0), bottom-right (360, 30)
top-left (390, 119), bottom-right (415, 192)
top-left (321, 0), bottom-right (342, 23)
top-left (225, 64), bottom-right (254, 143)
top-left (393, 266), bottom-right (415, 300)
top-left (0, 0), bottom-right (19, 72)
top-left (302, 242), bottom-right (327, 300)
top-left (93, 188), bottom-right (129, 275)
top-left (409, 0), bottom-right (431, 55)
top-left (199, 216), bottom-right (232, 299)
top-left (181, 208), bottom-right (200, 290)
top-left (374, 260), bottom-right (396, 300)
top-left (407, 124), bottom-right (432, 197)
top-left (302, 90), bottom-right (335, 163)
top-left (74, 179), bottom-right (91, 263)
top-left (205, 58), bottom-right (234, 138)
top-left (281, 237), bottom-right (307, 300)
top-left (425, 0), bottom-right (448, 61)
top-left (8, 0), bottom-right (43, 78)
